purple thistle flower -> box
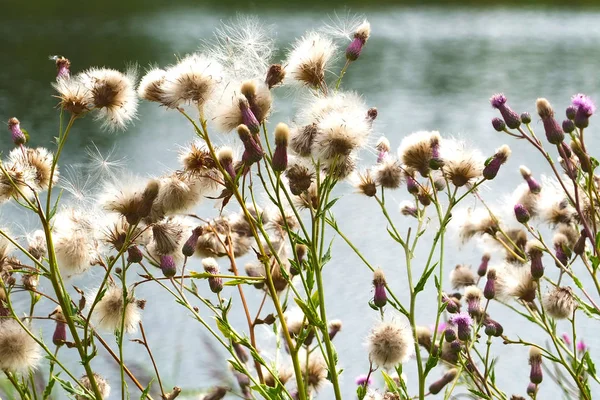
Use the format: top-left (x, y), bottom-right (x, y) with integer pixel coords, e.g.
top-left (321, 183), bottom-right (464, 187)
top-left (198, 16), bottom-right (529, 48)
top-left (53, 321), bottom-right (67, 346)
top-left (8, 117), bottom-right (26, 145)
top-left (437, 322), bottom-right (447, 333)
top-left (491, 117), bottom-right (506, 132)
top-left (239, 98), bottom-right (260, 134)
top-left (566, 105), bottom-right (578, 120)
top-left (182, 227), bottom-right (202, 257)
top-left (483, 146), bottom-right (510, 180)
top-left (562, 333), bottom-right (572, 346)
top-left (577, 340), bottom-right (587, 353)
top-left (346, 37), bottom-right (365, 61)
top-left (573, 94), bottom-right (595, 128)
top-left (562, 119), bottom-right (575, 133)
top-left (478, 254), bottom-right (490, 277)
top-left (55, 57), bottom-right (71, 80)
top-left (490, 93), bottom-right (521, 129)
top-left (572, 94), bottom-right (596, 116)
top-left (372, 269), bottom-right (387, 308)
top-left (160, 255), bottom-right (177, 278)
top-left (514, 203), bottom-right (531, 224)
top-left (530, 252), bottom-right (544, 280)
top-left (238, 125), bottom-right (263, 165)
top-left (355, 374), bottom-right (373, 386)
top-left (529, 349), bottom-right (543, 384)
top-left (406, 175), bottom-right (419, 195)
top-left (450, 312), bottom-right (473, 341)
top-left (484, 269), bottom-right (496, 300)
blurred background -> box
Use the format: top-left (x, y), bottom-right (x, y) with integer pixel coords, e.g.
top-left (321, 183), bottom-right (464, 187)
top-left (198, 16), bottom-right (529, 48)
top-left (2, 0), bottom-right (600, 398)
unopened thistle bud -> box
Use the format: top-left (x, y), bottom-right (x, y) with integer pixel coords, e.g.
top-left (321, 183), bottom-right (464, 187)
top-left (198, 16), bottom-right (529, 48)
top-left (406, 174), bottom-right (419, 195)
top-left (519, 166), bottom-right (541, 194)
top-left (433, 176), bottom-right (446, 191)
top-left (444, 327), bottom-right (457, 342)
top-left (526, 240), bottom-right (545, 279)
top-left (572, 93), bottom-right (596, 129)
top-left (8, 117), bottom-right (26, 145)
top-left (273, 123), bottom-right (289, 173)
top-left (536, 98), bottom-right (564, 144)
top-left (566, 105), bottom-right (577, 120)
top-left (328, 319), bottom-right (342, 340)
top-left (484, 318), bottom-right (503, 337)
top-left (265, 64), bottom-right (285, 89)
top-left (417, 186), bottom-right (431, 206)
top-left (238, 124), bottom-right (263, 165)
top-left (478, 253), bottom-right (490, 277)
top-left (429, 136), bottom-right (444, 170)
top-left (372, 269), bottom-right (387, 308)
top-left (492, 117), bottom-right (506, 132)
top-left (203, 258), bottom-right (223, 293)
top-left (520, 112), bottom-right (531, 124)
top-left (52, 308), bottom-right (67, 346)
top-left (217, 147), bottom-right (236, 181)
top-left (450, 312), bottom-right (473, 341)
top-left (528, 347), bottom-right (543, 384)
top-left (514, 204), bottom-right (530, 224)
top-left (238, 97), bottom-right (260, 134)
top-left (55, 56), bottom-right (71, 79)
top-left (159, 255), bottom-right (177, 278)
top-left (127, 246), bottom-right (143, 264)
top-left (483, 144), bottom-right (511, 180)
top-left (490, 93), bottom-right (521, 129)
top-left (574, 230), bottom-right (586, 256)
top-left (527, 382), bottom-right (538, 397)
top-left (442, 293), bottom-right (460, 314)
top-left (464, 286), bottom-right (483, 319)
top-left (182, 227), bottom-right (202, 257)
top-left (429, 368), bottom-right (458, 395)
top-left (562, 119), bottom-right (575, 134)
top-left (203, 386), bottom-right (227, 400)
top-left (571, 138), bottom-right (592, 173)
top-left (484, 269), bottom-right (496, 300)
top-left (346, 21), bottom-right (370, 61)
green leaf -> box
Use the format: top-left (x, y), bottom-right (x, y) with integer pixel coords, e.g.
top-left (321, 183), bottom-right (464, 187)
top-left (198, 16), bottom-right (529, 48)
top-left (424, 354), bottom-right (439, 374)
top-left (140, 379), bottom-right (154, 400)
top-left (294, 298), bottom-right (324, 329)
top-left (415, 262), bottom-right (438, 294)
top-left (381, 370), bottom-right (399, 392)
top-left (468, 388), bottom-right (491, 399)
top-left (216, 317), bottom-right (232, 339)
top-left (584, 351), bottom-right (597, 377)
top-left (356, 384), bottom-right (367, 400)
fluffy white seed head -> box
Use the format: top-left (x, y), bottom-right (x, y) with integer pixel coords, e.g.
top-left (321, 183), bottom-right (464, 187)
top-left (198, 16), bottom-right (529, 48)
top-left (0, 319), bottom-right (41, 373)
top-left (397, 131), bottom-right (441, 177)
top-left (367, 316), bottom-right (414, 369)
top-left (543, 286), bottom-right (576, 320)
top-left (138, 67), bottom-right (167, 103)
top-left (76, 374), bottom-right (111, 400)
top-left (52, 76), bottom-right (92, 115)
top-left (285, 32), bottom-right (337, 88)
top-left (449, 264), bottom-right (477, 289)
top-left (441, 139), bottom-right (485, 187)
top-left (161, 54), bottom-right (223, 108)
top-left (78, 67), bottom-right (138, 130)
top-left (89, 285), bottom-right (142, 333)
top-left (52, 207), bottom-right (98, 277)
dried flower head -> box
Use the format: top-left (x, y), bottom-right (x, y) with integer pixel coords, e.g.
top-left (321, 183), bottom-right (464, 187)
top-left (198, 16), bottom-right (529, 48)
top-left (441, 139), bottom-right (484, 187)
top-left (375, 157), bottom-right (403, 189)
top-left (89, 285), bottom-right (142, 333)
top-left (350, 169), bottom-right (377, 197)
top-left (101, 177), bottom-right (160, 225)
top-left (161, 54), bottom-right (223, 108)
top-left (536, 98), bottom-right (564, 144)
top-left (398, 131), bottom-right (441, 177)
top-left (213, 80), bottom-right (272, 133)
top-left (79, 67), bottom-right (138, 130)
top-left (494, 262), bottom-right (537, 302)
top-left (286, 32), bottom-right (337, 88)
top-left (52, 77), bottom-right (92, 115)
top-left (543, 286), bottom-right (576, 320)
top-left (449, 264), bottom-right (476, 289)
top-left (367, 316), bottom-right (414, 369)
top-left (76, 374), bottom-right (111, 400)
top-left (138, 67), bottom-right (167, 103)
top-left (0, 319), bottom-right (41, 372)
top-left (53, 208), bottom-right (98, 277)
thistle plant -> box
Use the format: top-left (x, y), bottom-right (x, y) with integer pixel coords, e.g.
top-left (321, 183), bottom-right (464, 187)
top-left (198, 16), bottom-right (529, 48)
top-left (0, 13), bottom-right (599, 400)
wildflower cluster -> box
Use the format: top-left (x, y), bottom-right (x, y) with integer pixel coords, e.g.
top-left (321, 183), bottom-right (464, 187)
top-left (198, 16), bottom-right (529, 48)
top-left (0, 14), bottom-right (598, 400)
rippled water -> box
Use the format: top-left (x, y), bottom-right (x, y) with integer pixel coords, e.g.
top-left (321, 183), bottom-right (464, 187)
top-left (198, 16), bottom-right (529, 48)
top-left (2, 3), bottom-right (600, 399)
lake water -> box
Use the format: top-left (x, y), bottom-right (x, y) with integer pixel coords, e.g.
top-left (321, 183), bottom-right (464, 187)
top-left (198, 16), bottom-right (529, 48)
top-left (2, 2), bottom-right (600, 399)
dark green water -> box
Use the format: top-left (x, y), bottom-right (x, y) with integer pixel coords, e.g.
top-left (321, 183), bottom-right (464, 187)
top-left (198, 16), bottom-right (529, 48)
top-left (2, 1), bottom-right (600, 398)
